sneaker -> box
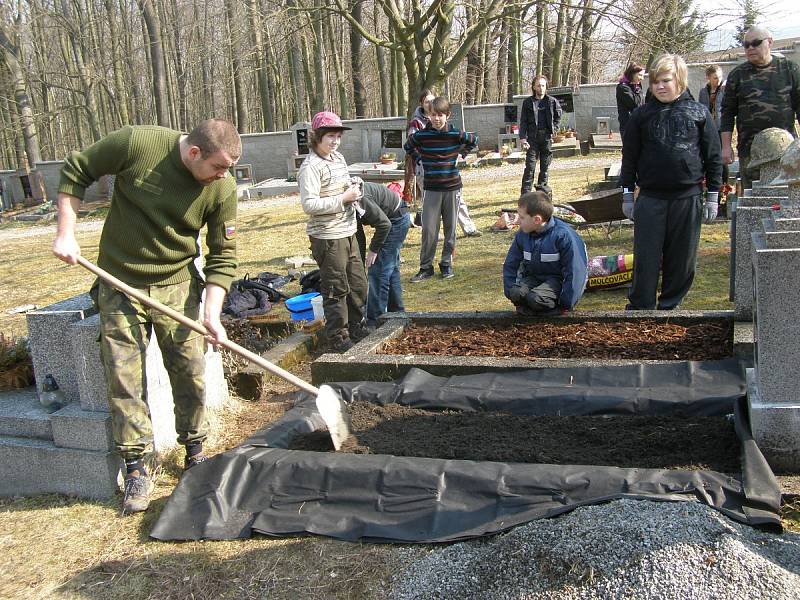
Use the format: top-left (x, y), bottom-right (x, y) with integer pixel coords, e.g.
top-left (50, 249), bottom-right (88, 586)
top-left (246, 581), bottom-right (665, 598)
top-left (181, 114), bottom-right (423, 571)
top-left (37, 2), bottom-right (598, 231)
top-left (184, 452), bottom-right (209, 470)
top-left (464, 230), bottom-right (482, 237)
top-left (440, 265), bottom-right (455, 279)
top-left (411, 268), bottom-right (434, 283)
top-left (122, 471), bottom-right (153, 514)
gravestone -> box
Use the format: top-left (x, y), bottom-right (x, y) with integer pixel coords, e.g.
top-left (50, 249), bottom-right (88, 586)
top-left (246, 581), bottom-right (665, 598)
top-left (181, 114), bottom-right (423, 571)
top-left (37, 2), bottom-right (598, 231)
top-left (748, 211), bottom-right (800, 471)
top-left (0, 293), bottom-right (229, 499)
top-left (732, 130), bottom-right (795, 320)
top-left (449, 103), bottom-right (465, 132)
top-left (747, 140), bottom-right (800, 471)
top-left (287, 122), bottom-right (311, 179)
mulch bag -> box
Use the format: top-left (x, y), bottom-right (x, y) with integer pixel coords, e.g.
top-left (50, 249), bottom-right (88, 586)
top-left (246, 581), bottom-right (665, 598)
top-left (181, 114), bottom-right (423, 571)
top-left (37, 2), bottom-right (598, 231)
top-left (586, 254), bottom-right (634, 291)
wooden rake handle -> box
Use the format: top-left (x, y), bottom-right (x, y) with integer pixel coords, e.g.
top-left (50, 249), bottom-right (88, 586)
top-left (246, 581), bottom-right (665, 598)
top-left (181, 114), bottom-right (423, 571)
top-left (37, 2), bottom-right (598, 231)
top-left (76, 255), bottom-right (319, 396)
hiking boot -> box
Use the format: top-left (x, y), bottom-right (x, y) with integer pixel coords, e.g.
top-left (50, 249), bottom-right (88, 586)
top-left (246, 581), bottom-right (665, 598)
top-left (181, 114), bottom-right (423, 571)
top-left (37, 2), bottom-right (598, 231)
top-left (411, 268), bottom-right (434, 283)
top-left (440, 265), bottom-right (455, 279)
top-left (464, 229), bottom-right (482, 237)
top-left (122, 470), bottom-right (153, 514)
top-left (328, 336), bottom-right (354, 353)
top-left (349, 321), bottom-right (375, 343)
top-left (184, 452), bottom-right (209, 470)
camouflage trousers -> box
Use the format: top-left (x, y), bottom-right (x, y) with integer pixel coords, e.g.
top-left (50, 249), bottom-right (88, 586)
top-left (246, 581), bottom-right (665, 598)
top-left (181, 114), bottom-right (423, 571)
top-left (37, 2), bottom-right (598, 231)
top-left (94, 278), bottom-right (207, 461)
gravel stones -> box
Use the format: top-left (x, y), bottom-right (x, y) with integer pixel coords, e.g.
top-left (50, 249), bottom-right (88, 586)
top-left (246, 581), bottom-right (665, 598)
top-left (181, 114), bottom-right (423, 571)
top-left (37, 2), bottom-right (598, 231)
top-left (388, 499), bottom-right (800, 599)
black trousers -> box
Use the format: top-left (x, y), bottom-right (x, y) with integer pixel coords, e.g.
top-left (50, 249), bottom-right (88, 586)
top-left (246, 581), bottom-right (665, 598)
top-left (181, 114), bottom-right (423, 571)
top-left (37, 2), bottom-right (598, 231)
top-left (627, 192), bottom-right (703, 310)
top-left (520, 130), bottom-right (553, 194)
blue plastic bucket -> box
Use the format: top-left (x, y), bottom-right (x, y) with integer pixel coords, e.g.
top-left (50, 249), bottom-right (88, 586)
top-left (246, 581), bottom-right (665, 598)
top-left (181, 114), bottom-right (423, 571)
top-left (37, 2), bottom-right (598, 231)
top-left (285, 292), bottom-right (321, 321)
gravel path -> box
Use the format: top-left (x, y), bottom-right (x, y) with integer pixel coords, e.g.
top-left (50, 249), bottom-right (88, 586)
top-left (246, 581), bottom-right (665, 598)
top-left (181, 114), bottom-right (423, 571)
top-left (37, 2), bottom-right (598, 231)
top-left (388, 499), bottom-right (800, 599)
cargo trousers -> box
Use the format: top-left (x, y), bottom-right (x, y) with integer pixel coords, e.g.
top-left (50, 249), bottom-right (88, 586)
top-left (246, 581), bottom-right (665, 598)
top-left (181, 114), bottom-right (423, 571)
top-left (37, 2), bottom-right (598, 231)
top-left (310, 234), bottom-right (368, 345)
top-left (94, 278), bottom-right (207, 461)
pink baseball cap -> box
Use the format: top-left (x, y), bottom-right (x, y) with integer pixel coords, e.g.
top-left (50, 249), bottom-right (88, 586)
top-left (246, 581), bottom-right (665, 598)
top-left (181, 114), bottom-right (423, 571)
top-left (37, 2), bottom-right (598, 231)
top-left (311, 111), bottom-right (351, 131)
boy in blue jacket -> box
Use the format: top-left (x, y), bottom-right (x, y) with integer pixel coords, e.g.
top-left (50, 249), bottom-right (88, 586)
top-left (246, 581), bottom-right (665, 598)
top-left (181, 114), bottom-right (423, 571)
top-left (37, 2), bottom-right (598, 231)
top-left (503, 191), bottom-right (589, 315)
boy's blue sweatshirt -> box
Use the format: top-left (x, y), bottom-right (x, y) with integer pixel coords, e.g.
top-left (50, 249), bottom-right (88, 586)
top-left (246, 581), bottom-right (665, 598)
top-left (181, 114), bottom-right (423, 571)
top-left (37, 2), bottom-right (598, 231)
top-left (404, 123), bottom-right (477, 191)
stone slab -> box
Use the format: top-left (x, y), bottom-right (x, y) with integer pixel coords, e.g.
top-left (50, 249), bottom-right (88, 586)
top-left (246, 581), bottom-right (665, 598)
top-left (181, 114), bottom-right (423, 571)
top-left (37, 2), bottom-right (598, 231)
top-left (747, 370), bottom-right (800, 473)
top-left (772, 217), bottom-right (800, 231)
top-left (744, 185), bottom-right (788, 198)
top-left (234, 330), bottom-right (320, 400)
top-left (751, 233), bottom-right (800, 403)
top-left (734, 206), bottom-right (774, 319)
top-left (0, 435), bottom-right (120, 499)
top-left (310, 310), bottom-right (740, 385)
top-left (49, 402), bottom-right (112, 451)
top-left (70, 313), bottom-right (228, 449)
top-left (242, 179), bottom-right (298, 199)
top-left (26, 293), bottom-right (96, 404)
top-left (0, 387), bottom-right (52, 440)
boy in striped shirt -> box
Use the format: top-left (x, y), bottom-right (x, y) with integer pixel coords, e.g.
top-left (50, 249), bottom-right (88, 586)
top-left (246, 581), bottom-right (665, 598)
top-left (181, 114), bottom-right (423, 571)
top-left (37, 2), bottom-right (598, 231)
top-left (404, 97), bottom-right (478, 281)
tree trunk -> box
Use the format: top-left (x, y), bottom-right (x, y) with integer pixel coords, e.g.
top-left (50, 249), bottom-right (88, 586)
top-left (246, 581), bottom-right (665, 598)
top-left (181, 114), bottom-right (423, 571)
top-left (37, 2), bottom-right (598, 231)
top-left (137, 0), bottom-right (169, 126)
top-left (497, 17), bottom-right (509, 102)
top-left (249, 0), bottom-right (274, 131)
top-left (104, 0), bottom-right (130, 125)
top-left (536, 0), bottom-right (545, 76)
top-left (580, 0), bottom-right (593, 84)
top-left (373, 2), bottom-right (390, 115)
top-left (225, 1), bottom-right (249, 132)
top-left (551, 1), bottom-right (568, 86)
top-left (325, 9), bottom-right (350, 117)
top-left (307, 10), bottom-right (326, 114)
top-left (350, 0), bottom-right (366, 117)
top-left (58, 0), bottom-right (102, 142)
top-left (285, 0), bottom-right (306, 123)
top-left (0, 22), bottom-right (42, 166)
top-left (169, 1), bottom-right (189, 131)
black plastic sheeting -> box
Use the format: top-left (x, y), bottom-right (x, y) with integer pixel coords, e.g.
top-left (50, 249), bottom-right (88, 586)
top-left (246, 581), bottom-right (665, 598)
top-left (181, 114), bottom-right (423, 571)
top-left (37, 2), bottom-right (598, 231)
top-left (151, 359), bottom-right (783, 542)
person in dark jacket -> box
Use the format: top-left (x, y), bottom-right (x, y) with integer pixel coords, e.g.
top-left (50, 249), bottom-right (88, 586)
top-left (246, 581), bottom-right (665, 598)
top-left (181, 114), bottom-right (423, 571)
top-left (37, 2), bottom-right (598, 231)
top-left (619, 54), bottom-right (723, 311)
top-left (503, 190), bottom-right (588, 315)
top-left (698, 65), bottom-right (729, 196)
top-left (616, 62), bottom-right (645, 137)
top-left (518, 75), bottom-right (563, 194)
top-left (354, 181), bottom-right (411, 326)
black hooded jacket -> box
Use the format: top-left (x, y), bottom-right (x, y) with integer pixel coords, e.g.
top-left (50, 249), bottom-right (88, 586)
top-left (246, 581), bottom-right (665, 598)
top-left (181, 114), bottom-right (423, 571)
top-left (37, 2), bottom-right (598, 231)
top-left (620, 90), bottom-right (722, 199)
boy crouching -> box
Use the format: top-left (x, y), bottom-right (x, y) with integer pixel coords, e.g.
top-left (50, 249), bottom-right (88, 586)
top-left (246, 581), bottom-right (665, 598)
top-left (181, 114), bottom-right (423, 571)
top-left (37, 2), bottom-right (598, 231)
top-left (503, 191), bottom-right (589, 315)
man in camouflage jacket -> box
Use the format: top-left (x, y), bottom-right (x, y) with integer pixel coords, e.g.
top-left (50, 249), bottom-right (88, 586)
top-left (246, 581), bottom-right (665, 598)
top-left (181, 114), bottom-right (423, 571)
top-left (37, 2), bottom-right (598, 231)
top-left (720, 25), bottom-right (800, 189)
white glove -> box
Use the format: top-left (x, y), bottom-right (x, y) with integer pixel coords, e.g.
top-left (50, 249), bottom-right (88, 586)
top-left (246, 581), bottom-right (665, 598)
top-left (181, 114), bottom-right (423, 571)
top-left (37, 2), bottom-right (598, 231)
top-left (703, 192), bottom-right (719, 224)
top-left (622, 190), bottom-right (635, 221)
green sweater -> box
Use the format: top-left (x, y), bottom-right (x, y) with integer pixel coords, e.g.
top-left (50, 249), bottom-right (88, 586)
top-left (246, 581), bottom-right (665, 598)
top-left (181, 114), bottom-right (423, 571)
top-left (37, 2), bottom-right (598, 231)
top-left (59, 126), bottom-right (237, 290)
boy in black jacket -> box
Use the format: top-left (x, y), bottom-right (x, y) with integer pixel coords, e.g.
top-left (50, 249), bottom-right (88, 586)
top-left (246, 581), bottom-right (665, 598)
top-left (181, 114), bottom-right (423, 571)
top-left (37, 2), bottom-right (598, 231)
top-left (355, 181), bottom-right (411, 326)
top-left (619, 54), bottom-right (722, 310)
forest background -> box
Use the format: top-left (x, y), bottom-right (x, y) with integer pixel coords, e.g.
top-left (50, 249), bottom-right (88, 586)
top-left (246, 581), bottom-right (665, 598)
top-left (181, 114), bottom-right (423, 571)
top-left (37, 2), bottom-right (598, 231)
top-left (0, 0), bottom-right (776, 172)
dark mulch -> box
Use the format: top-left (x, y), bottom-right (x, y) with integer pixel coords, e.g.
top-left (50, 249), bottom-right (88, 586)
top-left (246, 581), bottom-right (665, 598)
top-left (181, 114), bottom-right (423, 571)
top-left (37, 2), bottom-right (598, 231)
top-left (380, 320), bottom-right (732, 361)
top-left (289, 401), bottom-right (741, 473)
top-left (221, 319), bottom-right (281, 374)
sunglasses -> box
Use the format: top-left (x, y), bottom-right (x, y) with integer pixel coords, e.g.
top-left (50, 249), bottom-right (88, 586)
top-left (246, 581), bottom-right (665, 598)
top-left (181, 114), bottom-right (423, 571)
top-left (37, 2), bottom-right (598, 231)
top-left (743, 38), bottom-right (765, 49)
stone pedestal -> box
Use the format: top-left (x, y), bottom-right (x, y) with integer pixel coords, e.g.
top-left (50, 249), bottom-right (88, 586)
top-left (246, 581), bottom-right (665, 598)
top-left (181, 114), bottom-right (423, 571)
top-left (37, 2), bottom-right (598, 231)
top-left (1, 293), bottom-right (229, 499)
top-left (748, 212), bottom-right (800, 472)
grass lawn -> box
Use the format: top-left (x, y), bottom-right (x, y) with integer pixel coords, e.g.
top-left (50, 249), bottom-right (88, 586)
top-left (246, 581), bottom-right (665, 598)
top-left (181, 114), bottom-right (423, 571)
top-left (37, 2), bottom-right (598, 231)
top-left (0, 157), bottom-right (781, 600)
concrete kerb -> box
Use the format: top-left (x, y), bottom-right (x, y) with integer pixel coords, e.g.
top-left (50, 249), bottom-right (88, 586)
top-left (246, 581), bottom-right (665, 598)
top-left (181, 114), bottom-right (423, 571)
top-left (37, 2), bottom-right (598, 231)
top-left (232, 327), bottom-right (324, 400)
top-left (311, 310), bottom-right (745, 385)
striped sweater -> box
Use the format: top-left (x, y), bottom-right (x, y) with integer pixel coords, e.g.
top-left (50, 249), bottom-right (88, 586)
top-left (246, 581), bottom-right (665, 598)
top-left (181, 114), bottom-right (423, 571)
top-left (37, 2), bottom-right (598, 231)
top-left (404, 123), bottom-right (478, 191)
top-left (298, 149), bottom-right (357, 239)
